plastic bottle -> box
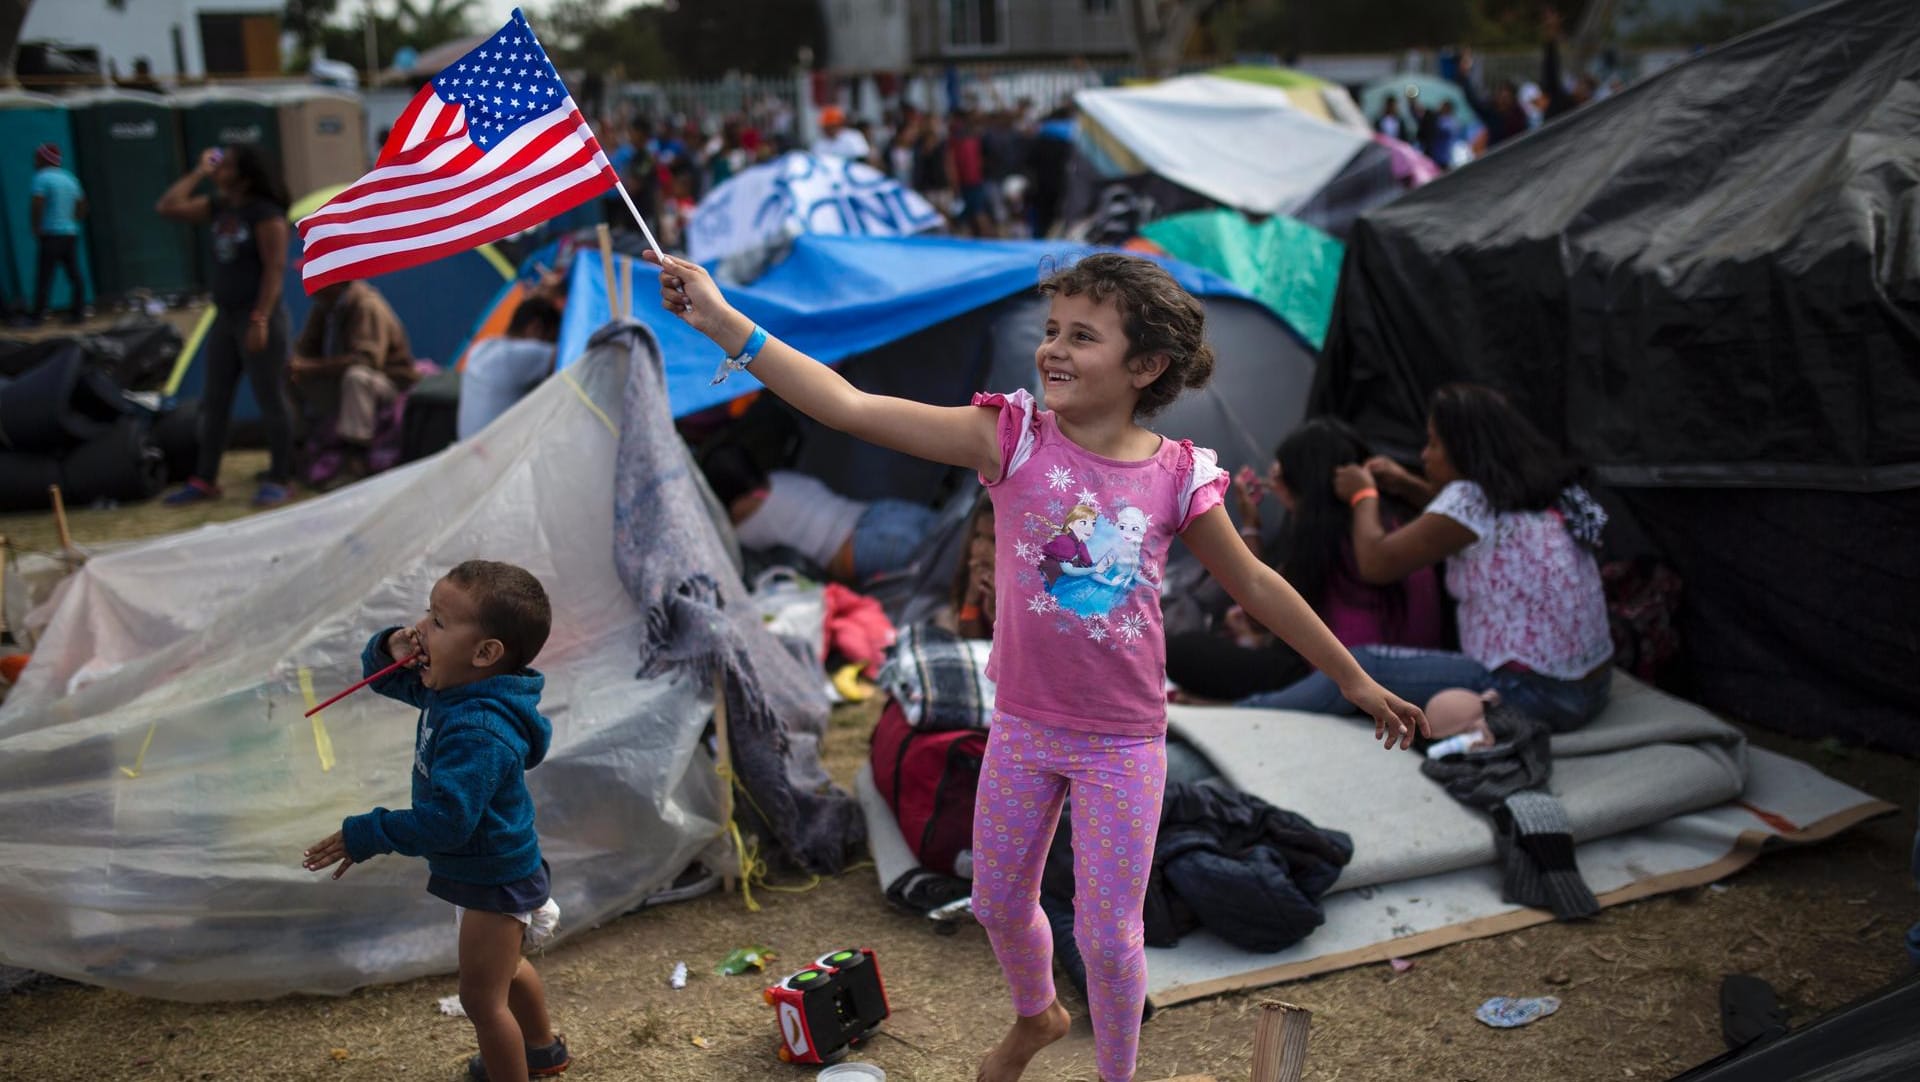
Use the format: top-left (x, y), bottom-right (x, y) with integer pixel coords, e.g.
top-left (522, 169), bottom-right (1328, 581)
top-left (1426, 732), bottom-right (1488, 759)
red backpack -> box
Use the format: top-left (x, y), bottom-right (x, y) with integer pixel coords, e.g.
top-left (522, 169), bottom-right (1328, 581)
top-left (870, 701), bottom-right (986, 878)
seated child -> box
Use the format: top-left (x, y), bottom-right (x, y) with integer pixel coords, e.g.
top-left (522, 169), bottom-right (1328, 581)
top-left (302, 560), bottom-right (568, 1082)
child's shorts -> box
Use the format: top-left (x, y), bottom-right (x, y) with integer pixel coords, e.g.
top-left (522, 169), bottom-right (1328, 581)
top-left (431, 861), bottom-right (561, 950)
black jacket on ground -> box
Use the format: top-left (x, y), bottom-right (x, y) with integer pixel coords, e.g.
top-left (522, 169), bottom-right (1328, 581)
top-left (1042, 781), bottom-right (1353, 955)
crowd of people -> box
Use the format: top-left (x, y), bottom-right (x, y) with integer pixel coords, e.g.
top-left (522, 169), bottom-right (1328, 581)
top-left (597, 95), bottom-right (1081, 249)
top-left (1375, 16), bottom-right (1621, 172)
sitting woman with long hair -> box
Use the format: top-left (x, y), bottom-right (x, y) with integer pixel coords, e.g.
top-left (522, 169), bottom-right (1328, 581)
top-left (1165, 418), bottom-right (1446, 701)
top-left (1244, 384), bottom-right (1614, 731)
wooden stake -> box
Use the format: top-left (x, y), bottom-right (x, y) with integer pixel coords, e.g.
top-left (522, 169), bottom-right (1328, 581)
top-left (1249, 1001), bottom-right (1311, 1082)
top-left (0, 534), bottom-right (14, 646)
top-left (596, 223), bottom-right (618, 321)
top-left (616, 250), bottom-right (632, 321)
top-left (713, 669), bottom-right (736, 895)
top-left (48, 485), bottom-right (76, 561)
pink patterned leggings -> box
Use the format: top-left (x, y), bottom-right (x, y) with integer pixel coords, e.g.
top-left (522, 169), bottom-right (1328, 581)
top-left (969, 711), bottom-right (1167, 1082)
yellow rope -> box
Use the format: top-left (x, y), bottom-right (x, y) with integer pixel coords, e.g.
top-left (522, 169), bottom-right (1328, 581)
top-left (716, 762), bottom-right (825, 908)
top-left (119, 722), bottom-right (156, 778)
top-left (557, 370), bottom-right (617, 435)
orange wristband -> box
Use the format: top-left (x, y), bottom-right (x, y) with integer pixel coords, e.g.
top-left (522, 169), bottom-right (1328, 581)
top-left (1348, 487), bottom-right (1380, 508)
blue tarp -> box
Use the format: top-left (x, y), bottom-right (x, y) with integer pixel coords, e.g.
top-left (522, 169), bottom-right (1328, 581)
top-left (556, 234), bottom-right (1259, 419)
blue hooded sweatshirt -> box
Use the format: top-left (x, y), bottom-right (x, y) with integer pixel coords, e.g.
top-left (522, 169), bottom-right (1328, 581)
top-left (340, 629), bottom-right (551, 885)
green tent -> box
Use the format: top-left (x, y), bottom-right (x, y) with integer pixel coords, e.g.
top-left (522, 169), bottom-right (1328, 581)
top-left (1210, 65), bottom-right (1372, 131)
top-left (1140, 209), bottom-right (1344, 350)
top-left (1209, 64), bottom-right (1331, 91)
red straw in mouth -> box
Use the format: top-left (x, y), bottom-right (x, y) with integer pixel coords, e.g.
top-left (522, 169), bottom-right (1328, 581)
top-left (304, 653), bottom-right (420, 717)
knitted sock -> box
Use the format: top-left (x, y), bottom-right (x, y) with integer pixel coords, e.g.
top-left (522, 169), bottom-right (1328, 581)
top-left (1500, 790), bottom-right (1600, 919)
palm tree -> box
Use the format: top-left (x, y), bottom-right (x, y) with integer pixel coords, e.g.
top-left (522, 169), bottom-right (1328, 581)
top-left (393, 0), bottom-right (484, 47)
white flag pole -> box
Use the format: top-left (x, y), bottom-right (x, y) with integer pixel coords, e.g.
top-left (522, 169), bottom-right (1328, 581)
top-left (611, 178), bottom-right (666, 263)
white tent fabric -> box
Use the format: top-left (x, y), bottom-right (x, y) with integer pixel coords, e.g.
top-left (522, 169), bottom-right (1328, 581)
top-left (687, 151), bottom-right (942, 265)
top-left (1072, 75), bottom-right (1373, 217)
top-left (0, 341), bottom-right (739, 1001)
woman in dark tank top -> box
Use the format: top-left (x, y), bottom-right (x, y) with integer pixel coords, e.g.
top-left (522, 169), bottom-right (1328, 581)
top-left (156, 143), bottom-right (298, 508)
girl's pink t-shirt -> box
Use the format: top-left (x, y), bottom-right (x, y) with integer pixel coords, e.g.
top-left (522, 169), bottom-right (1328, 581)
top-left (1321, 557), bottom-right (1448, 650)
top-left (976, 390), bottom-right (1228, 735)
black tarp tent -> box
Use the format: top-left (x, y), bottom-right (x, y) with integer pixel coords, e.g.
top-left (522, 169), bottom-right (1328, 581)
top-left (1314, 0), bottom-right (1920, 751)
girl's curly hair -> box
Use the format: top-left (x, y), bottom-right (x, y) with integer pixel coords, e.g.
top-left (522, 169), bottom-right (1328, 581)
top-left (1038, 253), bottom-right (1214, 418)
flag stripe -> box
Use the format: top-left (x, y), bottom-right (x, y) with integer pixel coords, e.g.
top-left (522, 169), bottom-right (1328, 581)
top-left (302, 162), bottom-right (614, 286)
top-left (379, 88), bottom-right (436, 166)
top-left (299, 106), bottom-right (579, 224)
top-left (301, 111), bottom-right (584, 234)
top-left (400, 96), bottom-right (449, 156)
top-left (301, 144), bottom-right (600, 261)
top-left (427, 104), bottom-right (464, 143)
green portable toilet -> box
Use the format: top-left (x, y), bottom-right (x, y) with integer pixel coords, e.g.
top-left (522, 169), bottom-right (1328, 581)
top-left (175, 88), bottom-right (284, 292)
top-left (66, 90), bottom-right (197, 302)
top-left (0, 91), bottom-right (93, 317)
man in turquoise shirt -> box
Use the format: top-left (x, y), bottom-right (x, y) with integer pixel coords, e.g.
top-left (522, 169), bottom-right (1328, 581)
top-left (28, 142), bottom-right (87, 324)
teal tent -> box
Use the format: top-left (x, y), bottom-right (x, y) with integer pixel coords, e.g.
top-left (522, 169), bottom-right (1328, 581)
top-left (1139, 210), bottom-right (1344, 349)
top-left (1360, 73), bottom-right (1482, 130)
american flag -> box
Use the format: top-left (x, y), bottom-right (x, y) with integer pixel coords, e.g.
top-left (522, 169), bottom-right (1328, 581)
top-left (297, 8), bottom-right (616, 293)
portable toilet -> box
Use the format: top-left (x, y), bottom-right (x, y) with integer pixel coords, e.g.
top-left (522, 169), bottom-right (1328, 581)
top-left (273, 88), bottom-right (368, 195)
top-left (0, 92), bottom-right (92, 317)
top-left (174, 88), bottom-right (283, 292)
top-left (175, 87), bottom-right (282, 165)
top-left (65, 90), bottom-right (197, 302)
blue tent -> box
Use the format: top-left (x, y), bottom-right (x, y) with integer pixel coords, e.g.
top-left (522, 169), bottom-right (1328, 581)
top-left (559, 233), bottom-right (1274, 420)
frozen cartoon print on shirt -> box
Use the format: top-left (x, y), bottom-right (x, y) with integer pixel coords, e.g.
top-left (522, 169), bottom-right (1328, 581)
top-left (1032, 504), bottom-right (1103, 584)
top-left (1049, 504), bottom-right (1159, 618)
top-left (1011, 460), bottom-right (1164, 647)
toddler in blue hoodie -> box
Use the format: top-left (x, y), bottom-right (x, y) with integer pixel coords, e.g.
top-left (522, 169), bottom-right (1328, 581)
top-left (303, 559), bottom-right (569, 1082)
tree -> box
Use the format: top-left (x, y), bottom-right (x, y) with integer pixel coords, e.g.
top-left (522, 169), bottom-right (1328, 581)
top-left (284, 0), bottom-right (341, 52)
top-left (0, 0), bottom-right (32, 81)
top-left (393, 0), bottom-right (482, 46)
top-left (1125, 0), bottom-right (1223, 77)
top-left (540, 0), bottom-right (674, 80)
top-left (654, 0), bottom-right (822, 79)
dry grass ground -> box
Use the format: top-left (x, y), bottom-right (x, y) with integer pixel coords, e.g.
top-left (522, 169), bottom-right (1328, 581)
top-left (1, 466), bottom-right (1915, 1082)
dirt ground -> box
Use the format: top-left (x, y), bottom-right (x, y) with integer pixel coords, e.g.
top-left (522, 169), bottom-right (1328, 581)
top-left (2, 459), bottom-right (1916, 1082)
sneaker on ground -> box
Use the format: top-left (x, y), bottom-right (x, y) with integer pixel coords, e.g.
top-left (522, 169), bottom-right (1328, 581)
top-left (251, 482), bottom-right (293, 509)
top-left (468, 1034), bottom-right (570, 1080)
top-left (161, 478), bottom-right (222, 505)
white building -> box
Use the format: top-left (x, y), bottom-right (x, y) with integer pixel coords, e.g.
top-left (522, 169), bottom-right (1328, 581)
top-left (20, 0), bottom-right (284, 81)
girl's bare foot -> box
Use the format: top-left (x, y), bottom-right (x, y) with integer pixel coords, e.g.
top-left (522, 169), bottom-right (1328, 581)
top-left (976, 1000), bottom-right (1072, 1082)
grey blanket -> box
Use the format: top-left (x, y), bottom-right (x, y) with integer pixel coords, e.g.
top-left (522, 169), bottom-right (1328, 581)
top-left (606, 323), bottom-right (864, 873)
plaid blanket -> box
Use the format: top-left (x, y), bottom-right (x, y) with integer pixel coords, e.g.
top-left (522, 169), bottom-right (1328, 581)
top-left (877, 623), bottom-right (995, 732)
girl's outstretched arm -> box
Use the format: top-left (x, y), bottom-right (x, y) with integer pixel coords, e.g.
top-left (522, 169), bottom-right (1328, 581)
top-left (645, 251), bottom-right (1002, 477)
top-left (1182, 504), bottom-right (1430, 750)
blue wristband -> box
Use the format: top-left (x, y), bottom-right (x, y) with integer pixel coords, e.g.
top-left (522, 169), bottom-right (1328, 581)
top-left (710, 324), bottom-right (768, 384)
